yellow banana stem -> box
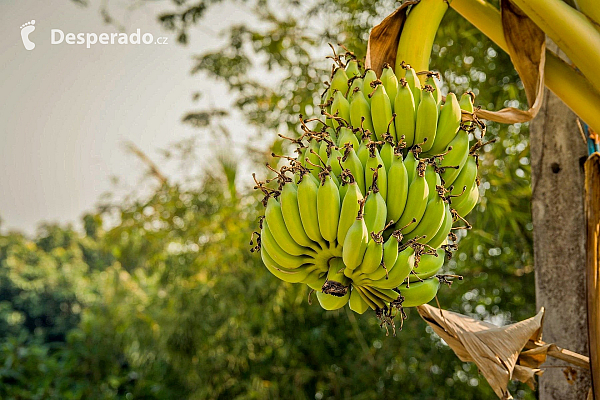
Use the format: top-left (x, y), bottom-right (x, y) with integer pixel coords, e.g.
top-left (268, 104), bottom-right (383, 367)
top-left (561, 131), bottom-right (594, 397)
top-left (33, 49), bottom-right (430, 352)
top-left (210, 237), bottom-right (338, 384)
top-left (510, 0), bottom-right (600, 95)
top-left (396, 0), bottom-right (448, 77)
top-left (450, 0), bottom-right (600, 134)
top-left (573, 0), bottom-right (600, 34)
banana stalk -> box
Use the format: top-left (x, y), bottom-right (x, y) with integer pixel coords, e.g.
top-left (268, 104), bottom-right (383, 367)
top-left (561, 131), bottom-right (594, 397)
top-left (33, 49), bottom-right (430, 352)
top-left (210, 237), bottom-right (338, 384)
top-left (510, 0), bottom-right (600, 95)
top-left (574, 0), bottom-right (600, 29)
top-left (450, 0), bottom-right (600, 135)
top-left (395, 0), bottom-right (448, 77)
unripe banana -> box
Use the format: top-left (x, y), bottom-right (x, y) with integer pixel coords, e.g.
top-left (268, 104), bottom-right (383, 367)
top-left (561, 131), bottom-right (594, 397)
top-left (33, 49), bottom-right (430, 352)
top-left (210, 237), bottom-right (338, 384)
top-left (364, 286), bottom-right (400, 303)
top-left (354, 286), bottom-right (381, 310)
top-left (265, 197), bottom-right (310, 256)
top-left (453, 184), bottom-right (479, 217)
top-left (415, 86), bottom-right (438, 152)
top-left (349, 90), bottom-right (375, 134)
top-left (358, 285), bottom-right (387, 309)
top-left (381, 64), bottom-right (398, 111)
top-left (303, 269), bottom-right (328, 291)
top-left (363, 190), bottom-right (387, 234)
top-left (404, 150), bottom-right (417, 184)
top-left (427, 202), bottom-right (452, 249)
top-left (365, 148), bottom-right (387, 201)
top-left (394, 79), bottom-right (416, 147)
top-left (297, 174), bottom-right (324, 243)
top-left (337, 181), bottom-right (363, 246)
top-left (440, 130), bottom-right (469, 186)
top-left (425, 73), bottom-right (442, 106)
top-left (409, 247), bottom-right (445, 282)
top-left (403, 66), bottom-right (421, 107)
top-left (428, 92), bottom-right (461, 155)
top-left (337, 127), bottom-right (359, 151)
top-left (342, 199), bottom-right (369, 270)
top-left (357, 140), bottom-right (369, 167)
top-left (459, 92), bottom-right (475, 126)
top-left (370, 83), bottom-right (395, 141)
top-left (403, 194), bottom-right (446, 244)
top-left (382, 232), bottom-right (400, 272)
top-left (316, 290), bottom-right (350, 310)
top-left (326, 146), bottom-right (343, 177)
top-left (341, 147), bottom-right (366, 195)
top-left (261, 245), bottom-right (314, 283)
top-left (331, 90), bottom-right (350, 128)
top-left (424, 164), bottom-right (442, 201)
top-left (349, 287), bottom-right (370, 314)
top-left (363, 69), bottom-right (378, 102)
top-left (280, 183), bottom-right (318, 249)
top-left (317, 174), bottom-right (341, 243)
top-left (262, 220), bottom-right (313, 269)
top-left (397, 160), bottom-right (429, 233)
top-left (330, 67), bottom-right (349, 95)
top-left (369, 247), bottom-right (414, 289)
top-left (380, 141), bottom-right (395, 172)
top-left (305, 140), bottom-right (322, 180)
top-left (356, 234), bottom-right (384, 275)
top-left (449, 156), bottom-right (477, 199)
top-left (348, 77), bottom-right (364, 94)
top-left (386, 151), bottom-right (409, 223)
top-left (399, 277), bottom-right (440, 308)
top-left (345, 59), bottom-right (360, 78)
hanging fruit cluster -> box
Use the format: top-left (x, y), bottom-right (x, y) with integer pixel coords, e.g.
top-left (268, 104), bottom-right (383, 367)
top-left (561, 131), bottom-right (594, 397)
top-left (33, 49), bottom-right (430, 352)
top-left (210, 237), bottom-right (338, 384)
top-left (251, 49), bottom-right (488, 329)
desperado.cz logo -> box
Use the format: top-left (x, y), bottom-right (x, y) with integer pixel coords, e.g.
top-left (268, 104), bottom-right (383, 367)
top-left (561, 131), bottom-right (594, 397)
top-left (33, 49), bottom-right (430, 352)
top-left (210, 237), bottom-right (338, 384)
top-left (19, 20), bottom-right (168, 50)
top-left (52, 29), bottom-right (168, 48)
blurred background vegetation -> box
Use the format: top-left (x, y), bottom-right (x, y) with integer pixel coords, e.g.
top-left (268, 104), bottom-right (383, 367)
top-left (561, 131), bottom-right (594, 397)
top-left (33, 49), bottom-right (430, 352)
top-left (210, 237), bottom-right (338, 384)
top-left (0, 0), bottom-right (535, 398)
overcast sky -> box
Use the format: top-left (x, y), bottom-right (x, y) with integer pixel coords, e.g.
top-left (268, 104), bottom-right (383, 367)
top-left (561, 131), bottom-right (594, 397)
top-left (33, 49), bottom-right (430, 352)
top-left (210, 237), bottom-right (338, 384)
top-left (1, 0), bottom-right (252, 234)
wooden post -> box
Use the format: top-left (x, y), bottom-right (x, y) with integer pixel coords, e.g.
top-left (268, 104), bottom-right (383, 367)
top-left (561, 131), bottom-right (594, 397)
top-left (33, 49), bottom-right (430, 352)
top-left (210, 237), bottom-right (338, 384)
top-left (585, 152), bottom-right (600, 399)
top-left (530, 42), bottom-right (592, 399)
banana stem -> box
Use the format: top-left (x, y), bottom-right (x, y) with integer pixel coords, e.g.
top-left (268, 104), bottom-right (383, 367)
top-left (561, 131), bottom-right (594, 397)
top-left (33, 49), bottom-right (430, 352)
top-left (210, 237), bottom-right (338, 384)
top-left (511, 0), bottom-right (600, 95)
top-left (449, 0), bottom-right (600, 135)
top-left (574, 0), bottom-right (600, 29)
top-left (395, 0), bottom-right (449, 78)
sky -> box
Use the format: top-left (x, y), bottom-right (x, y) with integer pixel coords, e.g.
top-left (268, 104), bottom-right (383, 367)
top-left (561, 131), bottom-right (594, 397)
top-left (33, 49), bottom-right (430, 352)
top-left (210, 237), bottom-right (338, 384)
top-left (0, 0), bottom-right (252, 234)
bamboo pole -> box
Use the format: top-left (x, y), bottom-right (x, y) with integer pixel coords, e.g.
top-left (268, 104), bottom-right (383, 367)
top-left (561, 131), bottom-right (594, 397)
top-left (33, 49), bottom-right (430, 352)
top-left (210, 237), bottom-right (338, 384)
top-left (448, 0), bottom-right (600, 135)
top-left (585, 152), bottom-right (600, 399)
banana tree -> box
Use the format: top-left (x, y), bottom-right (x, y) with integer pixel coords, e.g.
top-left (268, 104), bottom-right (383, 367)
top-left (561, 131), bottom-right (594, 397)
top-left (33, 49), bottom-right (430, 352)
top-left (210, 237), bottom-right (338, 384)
top-left (363, 0), bottom-right (600, 398)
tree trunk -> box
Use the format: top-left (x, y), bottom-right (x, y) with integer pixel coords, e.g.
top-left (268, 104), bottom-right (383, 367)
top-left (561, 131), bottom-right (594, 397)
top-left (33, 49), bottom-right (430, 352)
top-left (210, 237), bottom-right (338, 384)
top-left (531, 43), bottom-right (592, 399)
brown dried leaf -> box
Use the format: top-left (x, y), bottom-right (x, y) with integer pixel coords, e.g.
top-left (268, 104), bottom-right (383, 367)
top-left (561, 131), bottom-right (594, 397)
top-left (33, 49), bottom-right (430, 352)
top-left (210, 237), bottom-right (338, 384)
top-left (417, 304), bottom-right (545, 399)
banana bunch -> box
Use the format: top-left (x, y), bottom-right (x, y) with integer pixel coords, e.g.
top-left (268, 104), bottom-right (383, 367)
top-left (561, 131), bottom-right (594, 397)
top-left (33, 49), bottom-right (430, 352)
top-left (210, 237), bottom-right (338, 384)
top-left (251, 51), bottom-right (488, 325)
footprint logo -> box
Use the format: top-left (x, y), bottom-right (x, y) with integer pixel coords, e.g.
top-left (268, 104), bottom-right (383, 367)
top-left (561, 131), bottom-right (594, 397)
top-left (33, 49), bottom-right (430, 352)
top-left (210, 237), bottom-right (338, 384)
top-left (20, 20), bottom-right (36, 50)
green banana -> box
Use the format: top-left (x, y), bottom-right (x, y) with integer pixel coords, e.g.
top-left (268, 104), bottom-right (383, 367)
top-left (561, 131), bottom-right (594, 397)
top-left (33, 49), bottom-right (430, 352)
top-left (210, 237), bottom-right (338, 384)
top-left (261, 245), bottom-right (315, 283)
top-left (345, 59), bottom-right (360, 78)
top-left (380, 141), bottom-right (395, 172)
top-left (403, 193), bottom-right (446, 244)
top-left (280, 183), bottom-right (318, 249)
top-left (399, 277), bottom-right (440, 308)
top-left (397, 160), bottom-right (429, 233)
top-left (365, 147), bottom-right (387, 201)
top-left (342, 198), bottom-right (369, 270)
top-left (265, 197), bottom-right (309, 256)
top-left (355, 234), bottom-right (384, 275)
top-left (424, 163), bottom-right (442, 201)
top-left (453, 184), bottom-right (479, 217)
top-left (414, 85), bottom-right (438, 152)
top-left (403, 66), bottom-right (421, 108)
top-left (382, 231), bottom-right (400, 272)
top-left (357, 140), bottom-right (369, 166)
top-left (354, 286), bottom-right (381, 310)
top-left (386, 150), bottom-right (409, 223)
top-left (297, 174), bottom-right (324, 243)
top-left (381, 64), bottom-right (398, 111)
top-left (331, 90), bottom-right (350, 128)
top-left (316, 290), bottom-right (350, 310)
top-left (369, 247), bottom-right (414, 290)
top-left (459, 92), bottom-right (474, 126)
top-left (428, 92), bottom-right (461, 155)
top-left (337, 127), bottom-right (359, 151)
top-left (394, 79), bottom-right (416, 147)
top-left (349, 287), bottom-right (370, 314)
top-left (404, 150), bottom-right (417, 184)
top-left (337, 180), bottom-right (363, 246)
top-left (349, 89), bottom-right (375, 134)
top-left (305, 140), bottom-right (322, 180)
top-left (262, 220), bottom-right (313, 269)
top-left (363, 189), bottom-right (387, 234)
top-left (427, 202), bottom-right (452, 249)
top-left (303, 269), bottom-right (328, 291)
top-left (409, 247), bottom-right (445, 282)
top-left (440, 130), bottom-right (470, 186)
top-left (363, 69), bottom-right (378, 101)
top-left (348, 77), bottom-right (364, 94)
top-left (317, 174), bottom-right (341, 243)
top-left (425, 73), bottom-right (442, 106)
top-left (330, 67), bottom-right (349, 95)
top-left (341, 146), bottom-right (366, 195)
top-left (370, 83), bottom-right (394, 141)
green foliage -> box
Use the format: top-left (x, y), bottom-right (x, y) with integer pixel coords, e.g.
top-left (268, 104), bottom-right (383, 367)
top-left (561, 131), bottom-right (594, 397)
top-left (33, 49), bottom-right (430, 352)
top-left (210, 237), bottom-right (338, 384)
top-left (3, 0), bottom-right (535, 398)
